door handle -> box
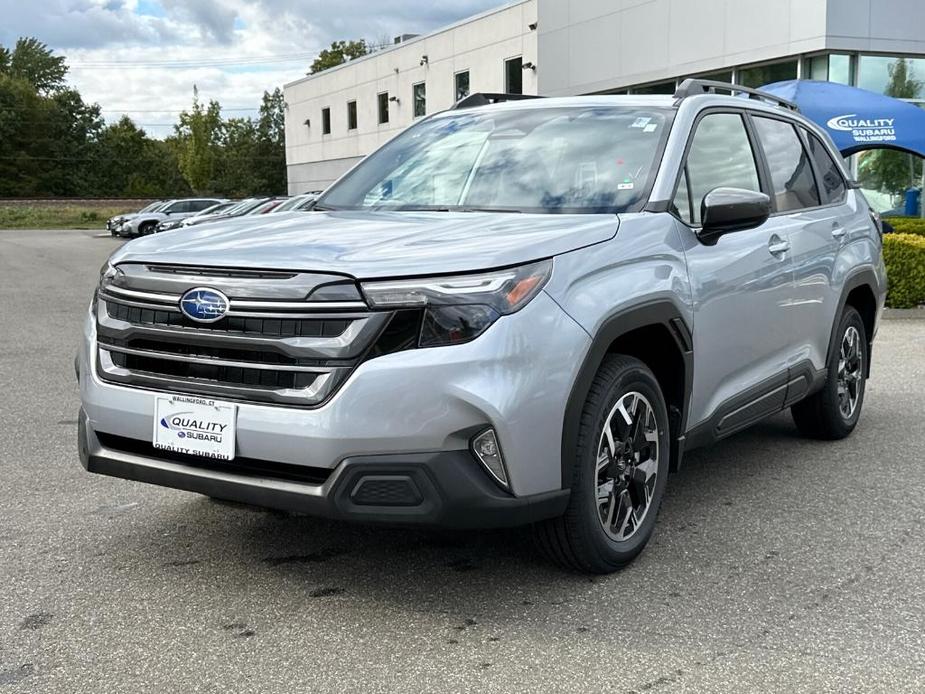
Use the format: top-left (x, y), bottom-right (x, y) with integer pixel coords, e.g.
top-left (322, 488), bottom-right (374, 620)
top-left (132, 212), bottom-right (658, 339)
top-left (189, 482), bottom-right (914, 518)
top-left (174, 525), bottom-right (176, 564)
top-left (768, 235), bottom-right (790, 255)
top-left (831, 223), bottom-right (846, 239)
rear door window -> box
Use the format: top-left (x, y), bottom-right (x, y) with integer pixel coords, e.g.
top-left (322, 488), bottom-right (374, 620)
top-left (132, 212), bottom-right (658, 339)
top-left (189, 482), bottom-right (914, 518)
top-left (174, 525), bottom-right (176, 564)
top-left (752, 116), bottom-right (821, 212)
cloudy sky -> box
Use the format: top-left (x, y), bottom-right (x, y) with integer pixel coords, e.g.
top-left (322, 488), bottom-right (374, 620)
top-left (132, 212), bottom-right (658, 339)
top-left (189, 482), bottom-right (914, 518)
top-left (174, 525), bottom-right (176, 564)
top-left (0, 0), bottom-right (501, 137)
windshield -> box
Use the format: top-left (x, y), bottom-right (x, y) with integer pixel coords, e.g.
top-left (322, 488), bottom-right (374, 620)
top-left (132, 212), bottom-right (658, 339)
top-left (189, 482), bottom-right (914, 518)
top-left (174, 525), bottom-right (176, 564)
top-left (319, 105), bottom-right (673, 214)
top-left (271, 196), bottom-right (305, 213)
top-left (221, 199), bottom-right (259, 216)
top-left (194, 203), bottom-right (225, 217)
top-left (139, 201), bottom-right (163, 213)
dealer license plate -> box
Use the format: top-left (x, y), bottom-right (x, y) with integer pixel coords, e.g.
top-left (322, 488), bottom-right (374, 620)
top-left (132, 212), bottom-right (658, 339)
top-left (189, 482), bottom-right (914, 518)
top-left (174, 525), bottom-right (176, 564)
top-left (153, 394), bottom-right (237, 460)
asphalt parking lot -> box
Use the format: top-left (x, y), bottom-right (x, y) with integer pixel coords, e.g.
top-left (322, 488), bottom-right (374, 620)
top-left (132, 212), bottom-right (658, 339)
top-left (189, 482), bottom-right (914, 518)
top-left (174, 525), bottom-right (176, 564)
top-left (1, 229), bottom-right (923, 693)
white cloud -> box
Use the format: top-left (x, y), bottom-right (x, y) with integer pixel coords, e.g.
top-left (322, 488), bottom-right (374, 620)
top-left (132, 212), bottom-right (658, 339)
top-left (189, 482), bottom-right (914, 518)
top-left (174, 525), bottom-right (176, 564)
top-left (0, 0), bottom-right (502, 137)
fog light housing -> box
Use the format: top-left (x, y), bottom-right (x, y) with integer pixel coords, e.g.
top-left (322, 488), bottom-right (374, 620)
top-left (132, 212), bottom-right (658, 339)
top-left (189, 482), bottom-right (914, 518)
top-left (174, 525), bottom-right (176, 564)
top-left (471, 428), bottom-right (509, 489)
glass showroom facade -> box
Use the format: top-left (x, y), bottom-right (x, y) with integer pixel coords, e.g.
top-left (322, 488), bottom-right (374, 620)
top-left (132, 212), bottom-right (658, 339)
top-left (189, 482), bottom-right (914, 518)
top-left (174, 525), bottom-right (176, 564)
top-left (616, 52), bottom-right (925, 100)
top-left (619, 52), bottom-right (925, 214)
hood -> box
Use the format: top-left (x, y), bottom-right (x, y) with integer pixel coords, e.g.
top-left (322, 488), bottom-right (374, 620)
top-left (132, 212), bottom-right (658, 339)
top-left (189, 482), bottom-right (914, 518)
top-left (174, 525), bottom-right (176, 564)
top-left (111, 210), bottom-right (619, 279)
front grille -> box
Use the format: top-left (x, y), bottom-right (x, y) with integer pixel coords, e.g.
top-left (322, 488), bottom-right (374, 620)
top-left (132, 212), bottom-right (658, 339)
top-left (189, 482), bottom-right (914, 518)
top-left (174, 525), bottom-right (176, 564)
top-left (106, 301), bottom-right (349, 338)
top-left (107, 349), bottom-right (321, 390)
top-left (95, 263), bottom-right (393, 407)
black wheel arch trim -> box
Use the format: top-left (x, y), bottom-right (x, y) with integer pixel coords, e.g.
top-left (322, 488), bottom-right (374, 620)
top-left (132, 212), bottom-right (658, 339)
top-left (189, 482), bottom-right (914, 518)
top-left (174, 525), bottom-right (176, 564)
top-left (827, 268), bottom-right (880, 379)
top-left (561, 300), bottom-right (693, 488)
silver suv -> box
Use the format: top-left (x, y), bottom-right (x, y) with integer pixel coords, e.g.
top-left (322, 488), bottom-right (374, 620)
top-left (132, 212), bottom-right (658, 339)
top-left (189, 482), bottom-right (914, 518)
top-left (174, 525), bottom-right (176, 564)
top-left (77, 82), bottom-right (886, 572)
top-left (117, 198), bottom-right (225, 237)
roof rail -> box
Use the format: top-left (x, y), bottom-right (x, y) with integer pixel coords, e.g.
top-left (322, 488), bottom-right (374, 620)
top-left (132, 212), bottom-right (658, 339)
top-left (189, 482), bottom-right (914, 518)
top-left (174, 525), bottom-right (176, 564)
top-left (451, 92), bottom-right (544, 110)
top-left (673, 79), bottom-right (799, 111)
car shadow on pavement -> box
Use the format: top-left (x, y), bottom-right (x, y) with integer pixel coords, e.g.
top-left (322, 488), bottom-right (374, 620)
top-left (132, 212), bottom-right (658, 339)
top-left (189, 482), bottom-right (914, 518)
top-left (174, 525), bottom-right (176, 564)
top-left (95, 411), bottom-right (837, 619)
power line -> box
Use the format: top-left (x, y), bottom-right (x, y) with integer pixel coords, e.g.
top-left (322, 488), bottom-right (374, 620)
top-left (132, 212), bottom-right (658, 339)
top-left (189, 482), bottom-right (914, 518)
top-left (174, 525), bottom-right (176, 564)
top-left (69, 51), bottom-right (318, 70)
top-left (0, 106), bottom-right (260, 113)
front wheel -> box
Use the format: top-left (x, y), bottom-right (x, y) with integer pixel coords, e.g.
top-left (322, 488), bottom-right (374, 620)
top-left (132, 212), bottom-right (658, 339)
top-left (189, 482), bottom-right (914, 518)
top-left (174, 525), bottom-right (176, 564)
top-left (534, 355), bottom-right (670, 573)
top-left (791, 306), bottom-right (867, 439)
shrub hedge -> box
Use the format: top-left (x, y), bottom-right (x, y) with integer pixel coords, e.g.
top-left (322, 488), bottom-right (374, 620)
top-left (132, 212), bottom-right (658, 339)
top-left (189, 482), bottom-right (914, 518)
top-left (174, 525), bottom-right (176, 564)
top-left (884, 216), bottom-right (925, 237)
top-left (883, 233), bottom-right (925, 308)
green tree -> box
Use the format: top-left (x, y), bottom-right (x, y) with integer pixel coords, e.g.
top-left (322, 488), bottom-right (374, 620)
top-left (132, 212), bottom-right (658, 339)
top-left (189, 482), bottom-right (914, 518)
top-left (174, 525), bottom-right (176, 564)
top-left (310, 39), bottom-right (368, 74)
top-left (217, 117), bottom-right (259, 195)
top-left (858, 58), bottom-right (924, 199)
top-left (253, 88), bottom-right (286, 194)
top-left (174, 86), bottom-right (223, 194)
top-left (42, 88), bottom-right (105, 195)
top-left (0, 73), bottom-right (47, 195)
top-left (93, 116), bottom-right (153, 195)
top-left (0, 37), bottom-right (68, 94)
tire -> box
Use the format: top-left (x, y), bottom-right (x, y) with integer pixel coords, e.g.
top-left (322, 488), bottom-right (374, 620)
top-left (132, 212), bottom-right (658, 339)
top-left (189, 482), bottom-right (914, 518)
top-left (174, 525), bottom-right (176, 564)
top-left (534, 355), bottom-right (670, 573)
top-left (791, 306), bottom-right (867, 440)
top-left (138, 222), bottom-right (156, 236)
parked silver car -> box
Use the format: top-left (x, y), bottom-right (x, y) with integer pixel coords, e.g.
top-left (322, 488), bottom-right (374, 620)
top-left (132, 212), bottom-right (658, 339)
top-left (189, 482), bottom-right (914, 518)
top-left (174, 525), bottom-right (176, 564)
top-left (156, 202), bottom-right (237, 232)
top-left (117, 198), bottom-right (225, 237)
top-left (106, 200), bottom-right (165, 236)
top-left (78, 83), bottom-right (886, 572)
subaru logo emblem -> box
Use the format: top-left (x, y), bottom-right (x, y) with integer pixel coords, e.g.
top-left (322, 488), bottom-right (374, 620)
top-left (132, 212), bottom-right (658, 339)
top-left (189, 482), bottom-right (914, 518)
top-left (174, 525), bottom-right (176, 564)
top-left (179, 287), bottom-right (230, 323)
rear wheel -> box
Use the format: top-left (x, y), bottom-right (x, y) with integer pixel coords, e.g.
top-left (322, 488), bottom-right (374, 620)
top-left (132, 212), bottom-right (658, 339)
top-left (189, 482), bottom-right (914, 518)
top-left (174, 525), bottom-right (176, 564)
top-left (791, 306), bottom-right (867, 439)
top-left (534, 355), bottom-right (669, 573)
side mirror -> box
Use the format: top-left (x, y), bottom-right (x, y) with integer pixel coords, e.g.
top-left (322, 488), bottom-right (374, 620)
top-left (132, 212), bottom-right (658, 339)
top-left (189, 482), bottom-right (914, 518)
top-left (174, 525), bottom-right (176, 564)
top-left (699, 187), bottom-right (771, 242)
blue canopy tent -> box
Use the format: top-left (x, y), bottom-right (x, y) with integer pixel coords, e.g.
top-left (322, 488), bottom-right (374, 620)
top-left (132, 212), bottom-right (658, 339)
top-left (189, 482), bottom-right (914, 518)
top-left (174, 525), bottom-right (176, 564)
top-left (762, 79), bottom-right (925, 215)
top-left (760, 79), bottom-right (925, 158)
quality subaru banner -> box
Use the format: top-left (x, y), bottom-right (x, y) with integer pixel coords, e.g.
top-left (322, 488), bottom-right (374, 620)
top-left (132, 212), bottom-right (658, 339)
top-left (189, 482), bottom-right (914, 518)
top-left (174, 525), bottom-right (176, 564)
top-left (761, 79), bottom-right (925, 158)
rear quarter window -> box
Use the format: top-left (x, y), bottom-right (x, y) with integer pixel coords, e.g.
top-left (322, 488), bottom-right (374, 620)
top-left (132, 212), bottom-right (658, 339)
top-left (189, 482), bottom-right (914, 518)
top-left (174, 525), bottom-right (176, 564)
top-left (803, 130), bottom-right (848, 204)
top-left (752, 116), bottom-right (820, 212)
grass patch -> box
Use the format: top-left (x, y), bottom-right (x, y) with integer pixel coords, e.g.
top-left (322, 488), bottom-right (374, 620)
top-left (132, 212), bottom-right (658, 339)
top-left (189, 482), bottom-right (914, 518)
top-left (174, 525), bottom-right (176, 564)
top-left (0, 204), bottom-right (138, 229)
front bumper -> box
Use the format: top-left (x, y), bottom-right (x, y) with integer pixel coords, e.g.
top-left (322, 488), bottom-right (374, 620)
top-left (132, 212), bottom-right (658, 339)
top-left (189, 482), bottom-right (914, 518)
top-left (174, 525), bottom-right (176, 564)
top-left (77, 291), bottom-right (591, 525)
top-left (78, 410), bottom-right (569, 527)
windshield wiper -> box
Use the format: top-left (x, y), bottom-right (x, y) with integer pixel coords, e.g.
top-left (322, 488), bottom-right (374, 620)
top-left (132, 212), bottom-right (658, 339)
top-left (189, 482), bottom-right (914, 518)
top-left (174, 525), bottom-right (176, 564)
top-left (374, 206), bottom-right (524, 213)
top-left (459, 207), bottom-right (522, 213)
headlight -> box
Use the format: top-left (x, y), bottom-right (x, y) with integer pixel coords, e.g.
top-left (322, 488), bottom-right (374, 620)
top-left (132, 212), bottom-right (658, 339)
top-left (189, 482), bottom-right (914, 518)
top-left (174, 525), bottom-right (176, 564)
top-left (361, 260), bottom-right (552, 347)
top-left (99, 261), bottom-right (123, 290)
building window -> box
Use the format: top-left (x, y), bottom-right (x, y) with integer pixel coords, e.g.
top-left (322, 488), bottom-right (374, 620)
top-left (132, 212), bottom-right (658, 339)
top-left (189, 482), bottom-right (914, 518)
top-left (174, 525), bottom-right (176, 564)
top-left (806, 55), bottom-right (829, 81)
top-left (455, 71), bottom-right (470, 102)
top-left (377, 92), bottom-right (389, 125)
top-left (321, 107), bottom-right (331, 135)
top-left (694, 70), bottom-right (733, 84)
top-left (829, 54), bottom-right (853, 85)
top-left (347, 101), bottom-right (357, 130)
top-left (858, 55), bottom-right (925, 97)
top-left (505, 57), bottom-right (523, 94)
top-left (736, 60), bottom-right (798, 88)
top-left (631, 80), bottom-right (677, 95)
top-left (413, 82), bottom-right (426, 118)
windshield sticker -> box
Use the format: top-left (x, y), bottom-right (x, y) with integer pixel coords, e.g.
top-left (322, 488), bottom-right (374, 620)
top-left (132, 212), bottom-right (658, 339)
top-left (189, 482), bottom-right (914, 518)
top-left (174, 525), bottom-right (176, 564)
top-left (631, 117), bottom-right (652, 129)
top-left (618, 182), bottom-right (635, 191)
top-left (643, 123), bottom-right (658, 133)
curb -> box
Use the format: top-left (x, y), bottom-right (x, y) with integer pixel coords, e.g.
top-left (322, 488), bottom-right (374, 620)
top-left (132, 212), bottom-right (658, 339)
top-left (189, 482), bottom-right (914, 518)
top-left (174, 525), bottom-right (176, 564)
top-left (883, 308), bottom-right (925, 320)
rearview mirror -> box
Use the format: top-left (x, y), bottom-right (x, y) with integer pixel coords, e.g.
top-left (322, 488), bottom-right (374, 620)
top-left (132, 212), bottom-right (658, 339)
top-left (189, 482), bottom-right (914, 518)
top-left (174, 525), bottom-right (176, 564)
top-left (699, 187), bottom-right (771, 242)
